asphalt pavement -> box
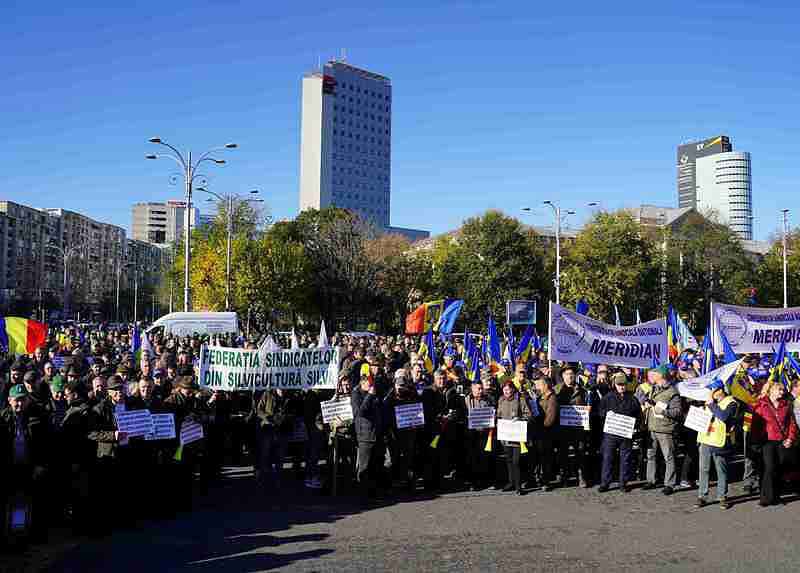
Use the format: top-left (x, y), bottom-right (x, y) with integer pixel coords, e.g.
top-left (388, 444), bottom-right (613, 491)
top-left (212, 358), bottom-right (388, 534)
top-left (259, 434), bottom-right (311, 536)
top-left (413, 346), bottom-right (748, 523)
top-left (44, 466), bottom-right (800, 573)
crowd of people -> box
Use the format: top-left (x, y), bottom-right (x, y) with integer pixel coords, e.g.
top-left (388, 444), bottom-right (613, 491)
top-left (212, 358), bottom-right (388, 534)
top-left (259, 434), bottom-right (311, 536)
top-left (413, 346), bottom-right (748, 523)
top-left (2, 325), bottom-right (800, 550)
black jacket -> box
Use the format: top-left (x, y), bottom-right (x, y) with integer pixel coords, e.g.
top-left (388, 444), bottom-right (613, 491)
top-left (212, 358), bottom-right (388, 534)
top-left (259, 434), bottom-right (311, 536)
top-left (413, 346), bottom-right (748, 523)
top-left (0, 403), bottom-right (52, 471)
top-left (352, 386), bottom-right (384, 443)
top-left (597, 390), bottom-right (641, 431)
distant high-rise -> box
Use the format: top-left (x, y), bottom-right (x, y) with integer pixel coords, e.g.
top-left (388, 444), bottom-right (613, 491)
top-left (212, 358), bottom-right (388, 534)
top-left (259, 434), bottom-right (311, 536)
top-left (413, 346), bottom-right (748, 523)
top-left (676, 135), bottom-right (732, 209)
top-left (696, 151), bottom-right (753, 240)
top-left (299, 60), bottom-right (428, 241)
top-left (132, 200), bottom-right (198, 245)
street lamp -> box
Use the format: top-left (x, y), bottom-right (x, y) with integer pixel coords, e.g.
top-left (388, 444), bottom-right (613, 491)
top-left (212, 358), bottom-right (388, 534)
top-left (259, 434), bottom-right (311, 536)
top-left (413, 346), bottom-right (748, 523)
top-left (782, 209), bottom-right (790, 308)
top-left (146, 138), bottom-right (238, 311)
top-left (50, 243), bottom-right (85, 318)
top-left (522, 203), bottom-right (574, 305)
top-left (196, 187), bottom-right (263, 310)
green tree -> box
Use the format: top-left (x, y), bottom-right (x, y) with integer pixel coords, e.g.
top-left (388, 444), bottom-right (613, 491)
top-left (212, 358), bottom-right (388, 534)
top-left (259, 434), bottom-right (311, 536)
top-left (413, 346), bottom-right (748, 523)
top-left (560, 211), bottom-right (660, 322)
top-left (754, 229), bottom-right (800, 307)
top-left (664, 216), bottom-right (755, 330)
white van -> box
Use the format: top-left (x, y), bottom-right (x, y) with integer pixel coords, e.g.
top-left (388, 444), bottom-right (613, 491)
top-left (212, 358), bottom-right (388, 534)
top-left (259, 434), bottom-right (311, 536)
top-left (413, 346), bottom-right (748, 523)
top-left (146, 312), bottom-right (239, 337)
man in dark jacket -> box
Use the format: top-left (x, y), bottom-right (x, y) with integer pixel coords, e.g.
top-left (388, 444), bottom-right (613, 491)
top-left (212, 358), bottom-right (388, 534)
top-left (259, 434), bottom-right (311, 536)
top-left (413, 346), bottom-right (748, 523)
top-left (464, 378), bottom-right (495, 490)
top-left (352, 366), bottom-right (386, 497)
top-left (421, 368), bottom-right (465, 491)
top-left (60, 380), bottom-right (93, 533)
top-left (0, 384), bottom-right (53, 542)
top-left (597, 372), bottom-right (641, 493)
top-left (555, 365), bottom-right (590, 488)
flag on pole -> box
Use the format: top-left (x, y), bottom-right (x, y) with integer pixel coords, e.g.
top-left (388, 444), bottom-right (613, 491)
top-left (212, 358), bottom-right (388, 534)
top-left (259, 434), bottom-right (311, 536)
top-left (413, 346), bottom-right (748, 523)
top-left (434, 299), bottom-right (465, 334)
top-left (700, 327), bottom-right (716, 375)
top-left (487, 314), bottom-right (502, 365)
top-left (0, 317), bottom-right (47, 355)
top-left (419, 329), bottom-right (437, 373)
top-left (719, 330), bottom-right (738, 364)
top-left (576, 299), bottom-right (590, 316)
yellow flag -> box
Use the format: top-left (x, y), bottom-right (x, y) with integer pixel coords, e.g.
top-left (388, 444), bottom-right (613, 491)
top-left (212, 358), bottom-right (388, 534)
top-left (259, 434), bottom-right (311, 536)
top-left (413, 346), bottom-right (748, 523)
top-left (430, 435), bottom-right (440, 449)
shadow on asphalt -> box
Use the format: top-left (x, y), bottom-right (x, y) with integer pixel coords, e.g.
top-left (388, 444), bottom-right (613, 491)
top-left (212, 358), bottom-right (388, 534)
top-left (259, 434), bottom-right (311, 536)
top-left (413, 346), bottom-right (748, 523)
top-left (43, 466), bottom-right (443, 573)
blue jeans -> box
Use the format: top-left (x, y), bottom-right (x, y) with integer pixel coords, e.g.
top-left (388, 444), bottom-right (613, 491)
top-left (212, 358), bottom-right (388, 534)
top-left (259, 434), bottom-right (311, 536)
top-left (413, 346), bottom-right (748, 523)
top-left (601, 435), bottom-right (633, 487)
top-left (698, 444), bottom-right (729, 501)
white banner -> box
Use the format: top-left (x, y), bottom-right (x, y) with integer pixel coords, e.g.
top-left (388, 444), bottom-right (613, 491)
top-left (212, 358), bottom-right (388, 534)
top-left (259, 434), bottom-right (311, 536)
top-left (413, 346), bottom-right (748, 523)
top-left (179, 420), bottom-right (204, 446)
top-left (603, 412), bottom-right (636, 439)
top-left (684, 406), bottom-right (713, 434)
top-left (467, 407), bottom-right (496, 430)
top-left (674, 359), bottom-right (743, 403)
top-left (115, 409), bottom-right (154, 438)
top-left (497, 419), bottom-right (528, 442)
top-left (395, 403), bottom-right (425, 429)
top-left (711, 301), bottom-right (800, 354)
top-left (198, 345), bottom-right (340, 391)
top-left (560, 405), bottom-right (591, 430)
top-left (548, 302), bottom-right (668, 368)
top-left (145, 413), bottom-right (176, 441)
top-left (320, 397), bottom-right (354, 424)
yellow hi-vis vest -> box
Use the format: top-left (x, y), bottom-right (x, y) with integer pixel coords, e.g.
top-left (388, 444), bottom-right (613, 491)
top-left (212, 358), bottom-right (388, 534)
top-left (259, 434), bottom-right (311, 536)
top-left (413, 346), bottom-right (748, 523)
top-left (697, 396), bottom-right (737, 448)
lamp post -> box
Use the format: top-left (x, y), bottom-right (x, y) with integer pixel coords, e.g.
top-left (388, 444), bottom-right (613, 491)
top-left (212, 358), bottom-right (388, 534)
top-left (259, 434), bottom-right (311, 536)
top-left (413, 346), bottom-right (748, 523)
top-left (523, 203), bottom-right (575, 305)
top-left (51, 243), bottom-right (84, 319)
top-left (116, 261), bottom-right (133, 323)
top-left (196, 188), bottom-right (263, 311)
top-left (146, 138), bottom-right (237, 312)
top-left (783, 209), bottom-right (790, 308)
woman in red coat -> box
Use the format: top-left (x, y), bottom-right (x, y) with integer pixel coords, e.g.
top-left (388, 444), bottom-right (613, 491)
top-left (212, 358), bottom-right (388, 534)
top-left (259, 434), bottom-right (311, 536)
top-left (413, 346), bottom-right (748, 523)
top-left (753, 381), bottom-right (799, 506)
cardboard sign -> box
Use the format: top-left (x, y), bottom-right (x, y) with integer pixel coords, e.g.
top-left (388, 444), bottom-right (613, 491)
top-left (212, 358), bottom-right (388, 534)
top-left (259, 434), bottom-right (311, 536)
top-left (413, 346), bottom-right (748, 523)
top-left (179, 420), bottom-right (204, 445)
top-left (467, 407), bottom-right (496, 430)
top-left (145, 413), bottom-right (176, 441)
top-left (114, 409), bottom-right (153, 438)
top-left (560, 405), bottom-right (591, 430)
top-left (603, 412), bottom-right (636, 439)
top-left (497, 419), bottom-right (528, 442)
top-left (684, 405), bottom-right (713, 434)
top-left (395, 403), bottom-right (425, 429)
top-left (321, 397), bottom-right (354, 424)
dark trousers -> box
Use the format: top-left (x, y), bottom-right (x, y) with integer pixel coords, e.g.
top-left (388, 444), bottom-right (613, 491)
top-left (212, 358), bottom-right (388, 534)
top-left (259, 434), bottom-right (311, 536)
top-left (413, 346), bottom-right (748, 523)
top-left (392, 430), bottom-right (418, 487)
top-left (425, 433), bottom-right (453, 489)
top-left (558, 430), bottom-right (588, 484)
top-left (761, 441), bottom-right (794, 505)
top-left (466, 431), bottom-right (491, 484)
top-left (503, 444), bottom-right (522, 491)
top-left (535, 435), bottom-right (557, 485)
top-left (357, 440), bottom-right (385, 496)
top-left (601, 435), bottom-right (633, 487)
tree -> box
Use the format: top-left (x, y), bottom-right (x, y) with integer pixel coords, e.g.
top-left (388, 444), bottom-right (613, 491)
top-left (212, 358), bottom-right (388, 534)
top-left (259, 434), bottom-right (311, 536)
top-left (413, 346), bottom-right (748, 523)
top-left (664, 216), bottom-right (755, 330)
top-left (417, 210), bottom-right (548, 330)
top-left (754, 228), bottom-right (800, 307)
top-left (560, 211), bottom-right (660, 322)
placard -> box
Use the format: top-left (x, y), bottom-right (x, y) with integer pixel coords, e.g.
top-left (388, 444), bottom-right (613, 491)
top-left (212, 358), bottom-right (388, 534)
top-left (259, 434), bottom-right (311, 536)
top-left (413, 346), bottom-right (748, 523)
top-left (395, 403), bottom-right (425, 429)
top-left (321, 397), bottom-right (354, 424)
top-left (114, 409), bottom-right (153, 438)
top-left (467, 407), bottom-right (496, 430)
top-left (684, 406), bottom-right (713, 434)
top-left (179, 420), bottom-right (204, 445)
top-left (496, 419), bottom-right (527, 442)
top-left (145, 413), bottom-right (176, 441)
top-left (603, 412), bottom-right (636, 439)
top-left (560, 405), bottom-right (591, 430)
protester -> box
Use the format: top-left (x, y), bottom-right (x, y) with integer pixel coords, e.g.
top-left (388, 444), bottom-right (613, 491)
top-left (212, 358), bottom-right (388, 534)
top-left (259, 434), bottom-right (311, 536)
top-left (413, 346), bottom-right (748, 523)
top-left (597, 372), bottom-right (641, 493)
top-left (753, 380), bottom-right (799, 507)
top-left (638, 365), bottom-right (682, 495)
top-left (695, 378), bottom-right (738, 510)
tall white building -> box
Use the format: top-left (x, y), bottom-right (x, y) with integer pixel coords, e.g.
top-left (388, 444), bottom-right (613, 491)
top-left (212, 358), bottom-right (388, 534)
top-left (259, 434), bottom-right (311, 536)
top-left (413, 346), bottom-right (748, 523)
top-left (131, 200), bottom-right (198, 245)
top-left (696, 151), bottom-right (753, 240)
top-left (299, 60), bottom-right (428, 241)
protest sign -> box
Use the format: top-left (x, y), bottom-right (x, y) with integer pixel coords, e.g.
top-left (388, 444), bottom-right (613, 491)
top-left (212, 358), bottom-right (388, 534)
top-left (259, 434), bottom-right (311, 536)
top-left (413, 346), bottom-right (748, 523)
top-left (114, 409), bottom-right (153, 438)
top-left (684, 406), bottom-right (713, 434)
top-left (603, 412), bottom-right (636, 439)
top-left (145, 413), bottom-right (176, 441)
top-left (467, 407), bottom-right (496, 430)
top-left (179, 420), bottom-right (204, 446)
top-left (548, 302), bottom-right (668, 369)
top-left (560, 405), bottom-right (591, 430)
top-left (507, 300), bottom-right (537, 326)
top-left (711, 301), bottom-right (800, 354)
top-left (497, 419), bottom-right (527, 442)
top-left (198, 344), bottom-right (340, 391)
top-left (395, 403), bottom-right (425, 429)
top-left (321, 397), bottom-right (354, 424)
top-left (675, 360), bottom-right (742, 403)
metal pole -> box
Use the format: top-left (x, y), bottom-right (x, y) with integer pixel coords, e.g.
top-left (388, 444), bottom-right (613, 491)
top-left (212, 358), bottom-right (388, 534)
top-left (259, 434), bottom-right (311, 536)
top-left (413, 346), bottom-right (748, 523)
top-left (63, 254), bottom-right (69, 318)
top-left (226, 194), bottom-right (233, 311)
top-left (184, 151), bottom-right (192, 312)
top-left (115, 264), bottom-right (121, 323)
top-left (555, 206), bottom-right (561, 306)
top-left (783, 209), bottom-right (790, 308)
top-left (134, 269), bottom-right (139, 323)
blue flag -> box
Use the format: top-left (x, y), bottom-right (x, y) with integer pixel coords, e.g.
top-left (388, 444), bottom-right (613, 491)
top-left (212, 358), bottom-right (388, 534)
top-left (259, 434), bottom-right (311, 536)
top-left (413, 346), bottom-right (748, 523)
top-left (700, 327), bottom-right (716, 375)
top-left (487, 314), bottom-right (502, 364)
top-left (435, 299), bottom-right (464, 334)
top-left (576, 299), bottom-right (590, 316)
top-left (719, 330), bottom-right (738, 364)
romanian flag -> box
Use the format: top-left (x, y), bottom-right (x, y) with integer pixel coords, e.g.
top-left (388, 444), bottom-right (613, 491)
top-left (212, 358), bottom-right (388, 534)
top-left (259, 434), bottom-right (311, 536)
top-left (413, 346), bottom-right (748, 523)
top-left (405, 299), bottom-right (446, 335)
top-left (516, 325), bottom-right (536, 364)
top-left (0, 317), bottom-right (47, 355)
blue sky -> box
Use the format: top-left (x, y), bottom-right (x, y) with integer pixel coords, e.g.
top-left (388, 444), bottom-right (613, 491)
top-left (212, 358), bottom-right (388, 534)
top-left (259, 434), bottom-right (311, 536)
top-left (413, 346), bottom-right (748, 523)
top-left (3, 1), bottom-right (798, 241)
